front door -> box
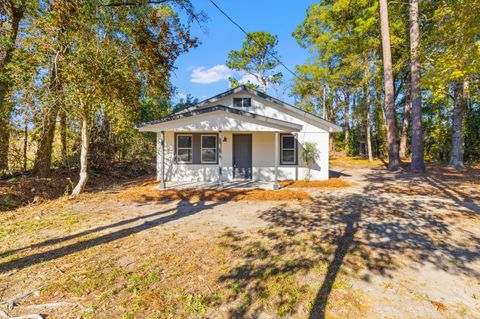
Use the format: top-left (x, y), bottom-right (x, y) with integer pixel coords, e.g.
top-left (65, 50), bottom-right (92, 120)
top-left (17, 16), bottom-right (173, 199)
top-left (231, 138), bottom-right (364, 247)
top-left (233, 134), bottom-right (252, 179)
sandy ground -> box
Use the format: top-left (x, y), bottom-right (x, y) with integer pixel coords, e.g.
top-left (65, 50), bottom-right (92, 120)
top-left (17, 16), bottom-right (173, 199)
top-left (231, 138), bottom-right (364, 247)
top-left (0, 164), bottom-right (479, 318)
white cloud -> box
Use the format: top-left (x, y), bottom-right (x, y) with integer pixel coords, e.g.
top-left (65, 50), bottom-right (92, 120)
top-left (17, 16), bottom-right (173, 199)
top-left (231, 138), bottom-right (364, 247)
top-left (237, 73), bottom-right (262, 86)
top-left (190, 64), bottom-right (232, 84)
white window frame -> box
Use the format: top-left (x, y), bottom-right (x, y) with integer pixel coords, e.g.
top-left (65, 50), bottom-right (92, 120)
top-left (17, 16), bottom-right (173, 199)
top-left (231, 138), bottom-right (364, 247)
top-left (233, 97), bottom-right (252, 107)
top-left (201, 134), bottom-right (217, 164)
top-left (176, 134), bottom-right (193, 163)
top-left (280, 134), bottom-right (297, 165)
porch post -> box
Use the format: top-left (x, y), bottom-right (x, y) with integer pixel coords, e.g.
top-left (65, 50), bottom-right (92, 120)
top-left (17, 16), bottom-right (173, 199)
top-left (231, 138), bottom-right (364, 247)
top-left (274, 131), bottom-right (280, 189)
top-left (159, 130), bottom-right (166, 189)
top-left (218, 130), bottom-right (223, 187)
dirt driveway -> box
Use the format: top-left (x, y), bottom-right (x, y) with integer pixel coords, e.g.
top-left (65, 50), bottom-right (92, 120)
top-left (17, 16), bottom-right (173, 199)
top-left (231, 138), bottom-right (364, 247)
top-left (0, 165), bottom-right (479, 318)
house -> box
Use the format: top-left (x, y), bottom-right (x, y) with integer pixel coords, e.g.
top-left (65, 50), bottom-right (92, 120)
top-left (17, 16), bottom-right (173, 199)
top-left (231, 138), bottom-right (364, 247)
top-left (136, 85), bottom-right (342, 189)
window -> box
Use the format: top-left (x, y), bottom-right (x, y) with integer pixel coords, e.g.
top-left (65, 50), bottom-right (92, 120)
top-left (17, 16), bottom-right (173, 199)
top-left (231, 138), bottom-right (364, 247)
top-left (233, 97), bottom-right (252, 107)
top-left (176, 134), bottom-right (192, 163)
top-left (201, 135), bottom-right (217, 163)
top-left (281, 134), bottom-right (297, 165)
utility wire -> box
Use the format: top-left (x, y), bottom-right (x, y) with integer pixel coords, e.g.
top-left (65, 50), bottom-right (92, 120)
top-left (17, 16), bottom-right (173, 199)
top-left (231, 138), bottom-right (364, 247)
top-left (208, 0), bottom-right (299, 79)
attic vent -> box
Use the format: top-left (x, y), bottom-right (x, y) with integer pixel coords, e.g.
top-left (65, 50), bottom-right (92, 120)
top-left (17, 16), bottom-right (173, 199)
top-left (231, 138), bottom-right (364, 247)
top-left (233, 98), bottom-right (251, 107)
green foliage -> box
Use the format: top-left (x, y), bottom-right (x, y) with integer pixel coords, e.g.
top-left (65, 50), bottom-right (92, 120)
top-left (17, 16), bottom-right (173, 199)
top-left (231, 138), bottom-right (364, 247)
top-left (3, 0), bottom-right (203, 173)
top-left (227, 31), bottom-right (283, 92)
top-left (293, 0), bottom-right (480, 163)
top-left (172, 93), bottom-right (198, 113)
top-left (302, 142), bottom-right (318, 166)
top-left (302, 142), bottom-right (319, 180)
top-left (228, 76), bottom-right (259, 91)
top-left (465, 104), bottom-right (480, 162)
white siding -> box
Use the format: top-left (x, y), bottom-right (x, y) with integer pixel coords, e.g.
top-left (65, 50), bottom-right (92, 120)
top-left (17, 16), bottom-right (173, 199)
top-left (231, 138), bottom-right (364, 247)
top-left (151, 111), bottom-right (293, 132)
top-left (159, 130), bottom-right (330, 182)
top-left (154, 91), bottom-right (332, 183)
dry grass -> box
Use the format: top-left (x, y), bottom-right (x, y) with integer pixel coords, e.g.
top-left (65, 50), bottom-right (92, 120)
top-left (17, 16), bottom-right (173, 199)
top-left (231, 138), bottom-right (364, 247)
top-left (116, 181), bottom-right (312, 203)
top-left (0, 161), bottom-right (154, 212)
top-left (2, 166), bottom-right (479, 318)
top-left (367, 163), bottom-right (480, 204)
top-left (279, 178), bottom-right (353, 189)
top-left (330, 155), bottom-right (385, 169)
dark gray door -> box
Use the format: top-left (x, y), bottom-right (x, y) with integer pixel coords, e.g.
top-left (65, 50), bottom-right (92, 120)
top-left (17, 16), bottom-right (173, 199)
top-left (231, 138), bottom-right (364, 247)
top-left (233, 134), bottom-right (252, 179)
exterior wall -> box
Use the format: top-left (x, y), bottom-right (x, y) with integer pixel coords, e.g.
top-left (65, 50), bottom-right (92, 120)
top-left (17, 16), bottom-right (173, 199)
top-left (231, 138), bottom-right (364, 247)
top-left (208, 93), bottom-right (331, 134)
top-left (154, 91), bottom-right (332, 183)
top-left (153, 111), bottom-right (294, 132)
top-left (158, 130), bottom-right (330, 182)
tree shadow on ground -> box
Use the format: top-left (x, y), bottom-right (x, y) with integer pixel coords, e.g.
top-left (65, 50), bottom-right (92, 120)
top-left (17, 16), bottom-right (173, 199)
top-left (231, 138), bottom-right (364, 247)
top-left (0, 198), bottom-right (222, 274)
top-left (328, 169), bottom-right (352, 178)
top-left (218, 171), bottom-right (480, 318)
top-left (363, 167), bottom-right (480, 214)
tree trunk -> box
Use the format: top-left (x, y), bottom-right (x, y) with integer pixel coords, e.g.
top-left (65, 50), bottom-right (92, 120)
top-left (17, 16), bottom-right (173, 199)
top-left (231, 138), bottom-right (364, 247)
top-left (449, 81), bottom-right (465, 169)
top-left (409, 0), bottom-right (425, 171)
top-left (32, 106), bottom-right (59, 177)
top-left (60, 108), bottom-right (67, 161)
top-left (365, 86), bottom-right (373, 162)
top-left (399, 95), bottom-right (411, 160)
top-left (23, 117), bottom-right (28, 172)
top-left (0, 4), bottom-right (24, 172)
top-left (32, 58), bottom-right (62, 177)
top-left (0, 95), bottom-right (10, 171)
top-left (322, 85), bottom-right (327, 120)
top-left (379, 0), bottom-right (400, 170)
top-left (72, 109), bottom-right (89, 195)
top-left (344, 90), bottom-right (350, 151)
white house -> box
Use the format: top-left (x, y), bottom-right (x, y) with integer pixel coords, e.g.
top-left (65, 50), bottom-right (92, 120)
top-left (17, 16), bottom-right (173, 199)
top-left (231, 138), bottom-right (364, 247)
top-left (136, 85), bottom-right (342, 189)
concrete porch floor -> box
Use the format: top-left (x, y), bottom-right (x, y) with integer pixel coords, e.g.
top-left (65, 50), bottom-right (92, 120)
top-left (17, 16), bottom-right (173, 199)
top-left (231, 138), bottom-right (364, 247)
top-left (159, 180), bottom-right (276, 190)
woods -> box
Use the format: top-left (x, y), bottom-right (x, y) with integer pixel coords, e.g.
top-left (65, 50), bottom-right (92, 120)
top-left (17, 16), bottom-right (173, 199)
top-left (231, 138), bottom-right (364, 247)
top-left (1, 0), bottom-right (200, 192)
top-left (1, 2), bottom-right (479, 318)
top-left (0, 0), bottom-right (479, 194)
top-left (293, 0), bottom-right (480, 169)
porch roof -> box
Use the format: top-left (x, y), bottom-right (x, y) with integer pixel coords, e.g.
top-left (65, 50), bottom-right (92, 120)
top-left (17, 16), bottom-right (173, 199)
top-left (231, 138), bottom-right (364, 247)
top-left (136, 105), bottom-right (303, 132)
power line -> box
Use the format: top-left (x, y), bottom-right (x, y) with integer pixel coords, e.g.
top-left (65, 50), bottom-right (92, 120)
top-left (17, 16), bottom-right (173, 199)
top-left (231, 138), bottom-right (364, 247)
top-left (208, 0), bottom-right (298, 79)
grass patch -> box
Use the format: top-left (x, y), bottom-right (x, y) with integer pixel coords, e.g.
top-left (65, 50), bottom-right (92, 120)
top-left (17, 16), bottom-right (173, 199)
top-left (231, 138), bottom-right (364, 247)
top-left (330, 156), bottom-right (384, 168)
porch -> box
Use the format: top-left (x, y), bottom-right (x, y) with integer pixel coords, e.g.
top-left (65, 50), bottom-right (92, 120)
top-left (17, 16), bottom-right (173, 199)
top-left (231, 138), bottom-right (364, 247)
top-left (157, 130), bottom-right (297, 190)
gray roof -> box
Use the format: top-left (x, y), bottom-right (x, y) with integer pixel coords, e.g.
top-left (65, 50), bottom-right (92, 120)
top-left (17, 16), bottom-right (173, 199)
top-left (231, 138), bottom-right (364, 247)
top-left (136, 105), bottom-right (303, 131)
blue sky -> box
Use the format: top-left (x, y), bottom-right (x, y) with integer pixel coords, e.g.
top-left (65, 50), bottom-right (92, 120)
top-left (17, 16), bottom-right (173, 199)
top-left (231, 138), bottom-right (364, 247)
top-left (172, 0), bottom-right (317, 104)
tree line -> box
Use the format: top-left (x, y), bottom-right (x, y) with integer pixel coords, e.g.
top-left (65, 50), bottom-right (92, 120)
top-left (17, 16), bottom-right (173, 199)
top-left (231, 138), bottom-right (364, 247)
top-left (292, 0), bottom-right (480, 170)
top-left (0, 0), bottom-right (202, 193)
top-left (1, 0), bottom-right (479, 196)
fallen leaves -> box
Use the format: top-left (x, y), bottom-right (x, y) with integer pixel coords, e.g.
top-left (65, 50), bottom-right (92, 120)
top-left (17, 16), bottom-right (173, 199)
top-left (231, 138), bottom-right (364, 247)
top-left (279, 178), bottom-right (353, 189)
top-left (116, 185), bottom-right (312, 203)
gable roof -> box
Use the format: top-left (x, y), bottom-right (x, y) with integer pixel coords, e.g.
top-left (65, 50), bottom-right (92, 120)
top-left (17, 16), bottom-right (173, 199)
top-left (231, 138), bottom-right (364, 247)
top-left (136, 105), bottom-right (303, 132)
top-left (177, 85), bottom-right (342, 132)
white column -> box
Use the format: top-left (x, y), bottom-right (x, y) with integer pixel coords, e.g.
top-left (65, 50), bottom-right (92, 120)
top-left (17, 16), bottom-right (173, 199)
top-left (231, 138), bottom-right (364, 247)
top-left (159, 130), bottom-right (165, 189)
top-left (218, 130), bottom-right (223, 187)
top-left (274, 131), bottom-right (280, 189)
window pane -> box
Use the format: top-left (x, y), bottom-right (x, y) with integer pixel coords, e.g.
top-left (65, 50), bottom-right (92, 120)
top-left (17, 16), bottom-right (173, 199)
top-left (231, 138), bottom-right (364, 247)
top-left (233, 98), bottom-right (243, 107)
top-left (177, 149), bottom-right (192, 162)
top-left (202, 149), bottom-right (216, 162)
top-left (282, 150), bottom-right (295, 163)
top-left (177, 136), bottom-right (192, 148)
top-left (243, 98), bottom-right (251, 107)
top-left (202, 135), bottom-right (216, 148)
top-left (282, 136), bottom-right (295, 149)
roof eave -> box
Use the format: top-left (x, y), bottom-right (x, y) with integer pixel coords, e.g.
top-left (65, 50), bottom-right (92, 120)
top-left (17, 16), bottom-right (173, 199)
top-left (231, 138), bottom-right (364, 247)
top-left (136, 105), bottom-right (303, 132)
